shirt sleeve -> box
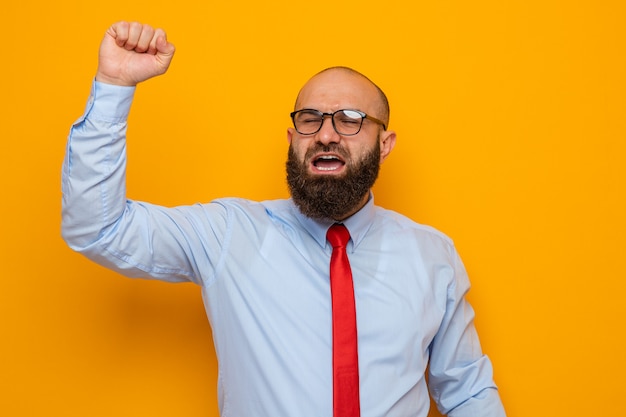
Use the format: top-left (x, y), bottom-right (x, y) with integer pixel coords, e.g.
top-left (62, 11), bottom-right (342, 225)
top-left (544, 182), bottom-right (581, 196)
top-left (61, 81), bottom-right (226, 285)
top-left (427, 245), bottom-right (506, 417)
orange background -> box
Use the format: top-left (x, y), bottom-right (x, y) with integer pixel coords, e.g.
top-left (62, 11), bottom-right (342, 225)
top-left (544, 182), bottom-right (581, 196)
top-left (2, 1), bottom-right (625, 416)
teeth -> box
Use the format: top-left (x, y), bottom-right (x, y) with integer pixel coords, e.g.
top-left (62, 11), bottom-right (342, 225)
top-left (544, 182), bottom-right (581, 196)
top-left (313, 154), bottom-right (343, 171)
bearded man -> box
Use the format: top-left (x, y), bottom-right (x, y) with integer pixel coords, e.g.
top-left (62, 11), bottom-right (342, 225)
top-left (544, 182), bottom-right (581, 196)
top-left (62, 21), bottom-right (506, 417)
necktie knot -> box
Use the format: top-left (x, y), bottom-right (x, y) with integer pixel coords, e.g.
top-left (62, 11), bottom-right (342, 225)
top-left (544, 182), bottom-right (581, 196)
top-left (327, 223), bottom-right (350, 248)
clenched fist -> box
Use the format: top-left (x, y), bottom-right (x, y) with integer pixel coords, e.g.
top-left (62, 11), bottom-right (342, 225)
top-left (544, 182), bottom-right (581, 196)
top-left (96, 21), bottom-right (176, 86)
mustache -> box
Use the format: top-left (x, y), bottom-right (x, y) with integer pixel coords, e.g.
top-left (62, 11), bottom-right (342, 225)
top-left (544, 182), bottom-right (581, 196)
top-left (304, 143), bottom-right (350, 161)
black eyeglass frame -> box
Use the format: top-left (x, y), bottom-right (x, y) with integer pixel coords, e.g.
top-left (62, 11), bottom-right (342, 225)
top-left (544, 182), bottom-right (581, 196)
top-left (290, 108), bottom-right (387, 136)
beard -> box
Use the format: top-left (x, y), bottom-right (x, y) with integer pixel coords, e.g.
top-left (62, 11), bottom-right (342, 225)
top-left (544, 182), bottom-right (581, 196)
top-left (286, 140), bottom-right (381, 220)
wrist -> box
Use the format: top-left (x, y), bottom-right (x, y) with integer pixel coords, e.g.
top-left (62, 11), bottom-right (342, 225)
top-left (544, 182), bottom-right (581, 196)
top-left (95, 72), bottom-right (136, 87)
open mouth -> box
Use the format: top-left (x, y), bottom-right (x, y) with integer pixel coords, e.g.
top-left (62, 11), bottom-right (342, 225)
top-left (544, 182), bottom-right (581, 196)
top-left (312, 155), bottom-right (346, 172)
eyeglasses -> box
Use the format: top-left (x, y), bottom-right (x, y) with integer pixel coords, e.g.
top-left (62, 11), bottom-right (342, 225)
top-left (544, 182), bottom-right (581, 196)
top-left (290, 109), bottom-right (387, 136)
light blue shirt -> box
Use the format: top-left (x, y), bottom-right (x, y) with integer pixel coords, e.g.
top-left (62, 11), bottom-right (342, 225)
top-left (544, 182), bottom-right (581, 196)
top-left (62, 81), bottom-right (506, 417)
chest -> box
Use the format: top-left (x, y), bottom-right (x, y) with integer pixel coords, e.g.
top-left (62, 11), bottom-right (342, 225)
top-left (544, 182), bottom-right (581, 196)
top-left (206, 226), bottom-right (447, 356)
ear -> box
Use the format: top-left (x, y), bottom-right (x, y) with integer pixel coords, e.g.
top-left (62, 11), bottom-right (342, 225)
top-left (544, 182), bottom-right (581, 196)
top-left (287, 127), bottom-right (295, 144)
top-left (379, 130), bottom-right (396, 163)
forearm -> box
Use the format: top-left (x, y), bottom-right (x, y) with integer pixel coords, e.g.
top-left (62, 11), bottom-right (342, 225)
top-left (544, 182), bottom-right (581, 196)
top-left (61, 81), bottom-right (135, 251)
top-left (447, 388), bottom-right (506, 417)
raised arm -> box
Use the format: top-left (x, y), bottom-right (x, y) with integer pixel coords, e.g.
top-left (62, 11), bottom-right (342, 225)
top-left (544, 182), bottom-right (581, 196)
top-left (61, 23), bottom-right (224, 284)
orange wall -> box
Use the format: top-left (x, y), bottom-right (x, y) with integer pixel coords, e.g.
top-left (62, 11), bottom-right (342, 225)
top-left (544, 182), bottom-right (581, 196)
top-left (2, 1), bottom-right (625, 416)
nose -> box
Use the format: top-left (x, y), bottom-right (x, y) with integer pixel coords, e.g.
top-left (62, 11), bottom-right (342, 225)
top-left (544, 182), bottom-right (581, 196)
top-left (316, 115), bottom-right (341, 145)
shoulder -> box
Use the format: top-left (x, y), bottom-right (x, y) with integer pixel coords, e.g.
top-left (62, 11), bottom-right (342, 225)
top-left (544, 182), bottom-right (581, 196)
top-left (370, 206), bottom-right (457, 258)
top-left (374, 206), bottom-right (453, 243)
top-left (209, 197), bottom-right (295, 224)
top-left (211, 197), bottom-right (292, 212)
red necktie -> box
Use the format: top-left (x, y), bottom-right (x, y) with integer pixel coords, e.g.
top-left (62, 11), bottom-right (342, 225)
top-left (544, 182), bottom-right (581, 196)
top-left (326, 224), bottom-right (360, 417)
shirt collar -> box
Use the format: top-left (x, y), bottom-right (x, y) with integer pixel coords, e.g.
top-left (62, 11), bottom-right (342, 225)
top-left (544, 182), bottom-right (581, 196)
top-left (292, 193), bottom-right (376, 251)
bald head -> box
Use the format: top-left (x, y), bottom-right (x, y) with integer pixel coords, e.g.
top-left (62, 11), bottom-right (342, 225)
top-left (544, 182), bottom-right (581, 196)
top-left (295, 67), bottom-right (390, 128)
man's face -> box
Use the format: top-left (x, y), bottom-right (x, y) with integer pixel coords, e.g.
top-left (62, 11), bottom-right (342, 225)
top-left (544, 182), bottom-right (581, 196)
top-left (286, 69), bottom-right (396, 220)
